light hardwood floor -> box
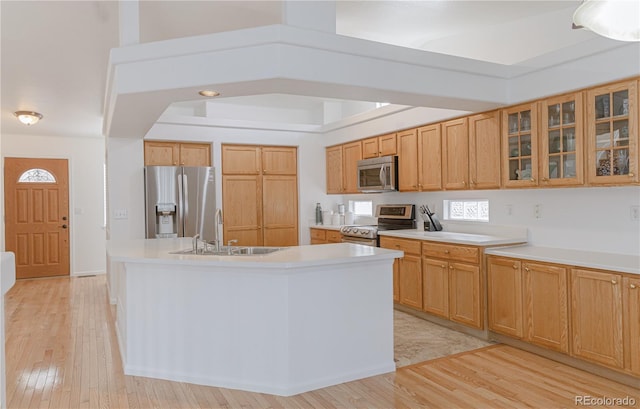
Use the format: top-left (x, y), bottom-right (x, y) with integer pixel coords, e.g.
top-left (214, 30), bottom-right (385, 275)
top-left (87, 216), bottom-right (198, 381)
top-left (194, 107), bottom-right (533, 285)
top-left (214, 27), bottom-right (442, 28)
top-left (4, 275), bottom-right (639, 409)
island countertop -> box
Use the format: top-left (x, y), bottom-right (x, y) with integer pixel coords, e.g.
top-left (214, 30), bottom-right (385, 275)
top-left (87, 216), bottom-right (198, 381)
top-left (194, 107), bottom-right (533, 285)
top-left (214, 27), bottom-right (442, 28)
top-left (107, 238), bottom-right (403, 270)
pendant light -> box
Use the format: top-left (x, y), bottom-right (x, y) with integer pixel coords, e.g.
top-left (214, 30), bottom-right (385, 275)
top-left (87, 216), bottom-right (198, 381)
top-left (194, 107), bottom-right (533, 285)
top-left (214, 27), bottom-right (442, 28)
top-left (573, 0), bottom-right (640, 42)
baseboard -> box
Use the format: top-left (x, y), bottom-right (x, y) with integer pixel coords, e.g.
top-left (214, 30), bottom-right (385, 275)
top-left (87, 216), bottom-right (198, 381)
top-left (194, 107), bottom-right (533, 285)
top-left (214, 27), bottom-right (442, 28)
top-left (394, 304), bottom-right (490, 340)
top-left (72, 270), bottom-right (105, 277)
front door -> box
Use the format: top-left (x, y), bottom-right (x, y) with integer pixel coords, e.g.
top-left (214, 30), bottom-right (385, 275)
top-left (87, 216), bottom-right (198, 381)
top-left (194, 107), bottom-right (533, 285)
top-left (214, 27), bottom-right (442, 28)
top-left (4, 158), bottom-right (70, 278)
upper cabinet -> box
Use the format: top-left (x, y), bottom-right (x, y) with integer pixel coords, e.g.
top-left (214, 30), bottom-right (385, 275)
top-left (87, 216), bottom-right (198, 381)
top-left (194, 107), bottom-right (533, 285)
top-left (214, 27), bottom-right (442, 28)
top-left (468, 111), bottom-right (501, 189)
top-left (586, 79), bottom-right (638, 185)
top-left (397, 128), bottom-right (419, 191)
top-left (144, 141), bottom-right (211, 167)
top-left (262, 146), bottom-right (297, 175)
top-left (325, 141), bottom-right (362, 194)
top-left (222, 145), bottom-right (297, 175)
top-left (502, 103), bottom-right (539, 188)
top-left (417, 124), bottom-right (443, 191)
top-left (442, 117), bottom-right (469, 190)
top-left (540, 92), bottom-right (584, 186)
top-left (362, 133), bottom-right (397, 159)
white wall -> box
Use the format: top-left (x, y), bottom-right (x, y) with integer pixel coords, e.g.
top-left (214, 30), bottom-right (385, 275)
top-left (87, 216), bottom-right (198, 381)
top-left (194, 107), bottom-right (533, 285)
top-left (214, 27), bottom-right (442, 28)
top-left (1, 133), bottom-right (106, 275)
top-left (106, 123), bottom-right (327, 245)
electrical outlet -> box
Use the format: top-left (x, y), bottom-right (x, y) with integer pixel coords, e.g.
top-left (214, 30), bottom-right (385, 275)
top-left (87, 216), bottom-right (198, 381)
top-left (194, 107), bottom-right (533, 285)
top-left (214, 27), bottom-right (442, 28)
top-left (631, 206), bottom-right (640, 221)
top-left (534, 204), bottom-right (542, 219)
top-left (114, 209), bottom-right (128, 220)
top-left (505, 204), bottom-right (513, 216)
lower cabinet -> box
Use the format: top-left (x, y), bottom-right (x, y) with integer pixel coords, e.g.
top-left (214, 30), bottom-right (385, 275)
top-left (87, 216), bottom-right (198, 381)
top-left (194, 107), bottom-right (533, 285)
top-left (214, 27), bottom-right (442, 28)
top-left (488, 256), bottom-right (638, 377)
top-left (309, 228), bottom-right (341, 244)
top-left (570, 268), bottom-right (624, 369)
top-left (380, 237), bottom-right (422, 309)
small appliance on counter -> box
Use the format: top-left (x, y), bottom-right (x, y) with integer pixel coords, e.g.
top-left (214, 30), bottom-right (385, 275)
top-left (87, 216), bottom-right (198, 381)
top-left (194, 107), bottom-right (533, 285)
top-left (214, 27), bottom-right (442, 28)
top-left (419, 205), bottom-right (443, 231)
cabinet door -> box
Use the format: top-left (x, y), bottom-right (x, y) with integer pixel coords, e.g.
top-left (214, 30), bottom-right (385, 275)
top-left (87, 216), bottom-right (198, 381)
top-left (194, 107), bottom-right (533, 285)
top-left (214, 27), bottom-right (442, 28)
top-left (442, 118), bottom-right (469, 190)
top-left (503, 103), bottom-right (539, 187)
top-left (399, 254), bottom-right (423, 309)
top-left (342, 141), bottom-right (362, 193)
top-left (379, 133), bottom-right (397, 156)
top-left (540, 93), bottom-right (584, 186)
top-left (326, 230), bottom-right (342, 243)
top-left (262, 146), bottom-right (297, 175)
top-left (144, 141), bottom-right (179, 166)
top-left (222, 175), bottom-right (263, 246)
top-left (326, 145), bottom-right (344, 194)
top-left (570, 268), bottom-right (623, 368)
top-left (449, 262), bottom-right (481, 329)
top-left (623, 276), bottom-right (640, 375)
top-left (469, 111), bottom-right (501, 189)
top-left (586, 80), bottom-right (638, 184)
top-left (362, 137), bottom-right (379, 159)
top-left (487, 257), bottom-right (523, 337)
top-left (523, 262), bottom-right (569, 353)
top-left (397, 128), bottom-right (419, 191)
top-left (222, 145), bottom-right (261, 174)
top-left (417, 124), bottom-right (442, 191)
top-left (422, 258), bottom-right (449, 318)
top-left (262, 175), bottom-right (298, 246)
top-left (179, 143), bottom-right (211, 166)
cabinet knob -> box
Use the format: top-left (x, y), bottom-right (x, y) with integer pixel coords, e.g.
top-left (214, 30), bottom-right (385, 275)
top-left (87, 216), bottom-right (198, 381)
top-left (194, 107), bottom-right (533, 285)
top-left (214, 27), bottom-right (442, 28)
top-left (530, 178), bottom-right (536, 182)
top-left (524, 267), bottom-right (530, 272)
top-left (181, 162), bottom-right (184, 165)
top-left (542, 177), bottom-right (549, 182)
top-left (462, 181), bottom-right (466, 186)
top-left (470, 180), bottom-right (476, 186)
top-left (173, 162), bottom-right (177, 165)
top-left (629, 173), bottom-right (635, 177)
top-left (263, 170), bottom-right (267, 174)
top-left (444, 250), bottom-right (450, 254)
top-left (630, 284), bottom-right (637, 289)
top-left (513, 264), bottom-right (518, 269)
top-left (441, 264), bottom-right (445, 268)
top-left (611, 279), bottom-right (618, 285)
top-left (449, 265), bottom-right (453, 269)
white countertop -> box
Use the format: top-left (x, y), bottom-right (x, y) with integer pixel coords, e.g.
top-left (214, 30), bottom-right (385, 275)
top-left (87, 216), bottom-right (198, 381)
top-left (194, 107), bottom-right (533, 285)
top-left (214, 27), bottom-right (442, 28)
top-left (309, 224), bottom-right (343, 231)
top-left (378, 229), bottom-right (527, 246)
top-left (107, 238), bottom-right (403, 270)
top-left (485, 245), bottom-right (640, 275)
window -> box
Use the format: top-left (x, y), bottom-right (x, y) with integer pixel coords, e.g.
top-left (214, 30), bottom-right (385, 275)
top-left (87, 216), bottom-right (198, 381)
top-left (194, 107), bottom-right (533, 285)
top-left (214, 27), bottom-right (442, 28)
top-left (18, 168), bottom-right (56, 183)
top-left (349, 200), bottom-right (373, 216)
top-left (443, 199), bottom-right (489, 222)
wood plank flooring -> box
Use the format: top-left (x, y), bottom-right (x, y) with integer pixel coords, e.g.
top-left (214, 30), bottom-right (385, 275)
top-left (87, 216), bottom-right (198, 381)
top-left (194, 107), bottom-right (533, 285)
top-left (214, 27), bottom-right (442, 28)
top-left (4, 275), bottom-right (639, 409)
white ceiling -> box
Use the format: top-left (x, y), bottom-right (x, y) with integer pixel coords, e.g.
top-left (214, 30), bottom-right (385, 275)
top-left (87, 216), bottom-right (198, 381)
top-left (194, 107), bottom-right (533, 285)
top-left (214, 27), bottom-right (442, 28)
top-left (0, 0), bottom-right (627, 139)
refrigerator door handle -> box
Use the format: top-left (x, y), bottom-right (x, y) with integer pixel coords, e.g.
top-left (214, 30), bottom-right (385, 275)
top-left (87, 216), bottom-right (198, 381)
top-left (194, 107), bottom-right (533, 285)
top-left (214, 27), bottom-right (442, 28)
top-left (182, 173), bottom-right (189, 220)
top-left (177, 172), bottom-right (184, 234)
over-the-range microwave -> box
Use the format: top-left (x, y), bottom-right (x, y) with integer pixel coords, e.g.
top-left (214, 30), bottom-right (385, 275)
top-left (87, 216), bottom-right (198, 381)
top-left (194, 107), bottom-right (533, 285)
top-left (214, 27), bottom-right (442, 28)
top-left (356, 155), bottom-right (398, 193)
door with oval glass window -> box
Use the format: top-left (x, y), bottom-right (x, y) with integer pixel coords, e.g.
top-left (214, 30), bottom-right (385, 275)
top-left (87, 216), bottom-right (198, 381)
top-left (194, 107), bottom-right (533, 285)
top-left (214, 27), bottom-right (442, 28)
top-left (4, 158), bottom-right (70, 278)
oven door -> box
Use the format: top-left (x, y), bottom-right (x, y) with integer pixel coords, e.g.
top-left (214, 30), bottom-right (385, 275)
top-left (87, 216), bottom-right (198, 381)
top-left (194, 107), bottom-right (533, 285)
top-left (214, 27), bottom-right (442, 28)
top-left (341, 235), bottom-right (378, 247)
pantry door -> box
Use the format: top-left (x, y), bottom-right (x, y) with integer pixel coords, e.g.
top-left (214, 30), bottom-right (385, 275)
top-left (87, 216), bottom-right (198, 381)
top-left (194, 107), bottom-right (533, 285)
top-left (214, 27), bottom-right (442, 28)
top-left (4, 158), bottom-right (70, 278)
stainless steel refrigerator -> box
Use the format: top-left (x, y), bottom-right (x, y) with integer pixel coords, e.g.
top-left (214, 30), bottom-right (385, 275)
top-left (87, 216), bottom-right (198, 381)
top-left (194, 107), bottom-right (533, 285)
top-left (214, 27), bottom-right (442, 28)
top-left (144, 166), bottom-right (216, 240)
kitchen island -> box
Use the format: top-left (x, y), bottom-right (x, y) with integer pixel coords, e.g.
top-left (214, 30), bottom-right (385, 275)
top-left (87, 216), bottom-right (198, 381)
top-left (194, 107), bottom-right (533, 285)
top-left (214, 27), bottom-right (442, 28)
top-left (106, 239), bottom-right (403, 396)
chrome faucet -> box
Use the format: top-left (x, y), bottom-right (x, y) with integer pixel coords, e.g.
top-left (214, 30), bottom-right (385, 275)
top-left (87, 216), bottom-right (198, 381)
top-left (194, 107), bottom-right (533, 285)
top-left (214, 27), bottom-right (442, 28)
top-left (192, 233), bottom-right (201, 253)
top-left (214, 208), bottom-right (223, 252)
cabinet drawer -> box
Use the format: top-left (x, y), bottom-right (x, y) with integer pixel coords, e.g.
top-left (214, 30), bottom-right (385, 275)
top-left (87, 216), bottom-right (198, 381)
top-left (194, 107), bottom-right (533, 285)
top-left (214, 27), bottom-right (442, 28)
top-left (379, 237), bottom-right (421, 255)
top-left (326, 230), bottom-right (342, 243)
top-left (310, 228), bottom-right (326, 241)
top-left (422, 242), bottom-right (479, 263)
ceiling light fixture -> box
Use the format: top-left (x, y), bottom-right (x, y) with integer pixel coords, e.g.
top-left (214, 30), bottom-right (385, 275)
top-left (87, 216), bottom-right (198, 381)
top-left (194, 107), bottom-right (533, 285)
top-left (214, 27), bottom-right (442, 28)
top-left (573, 0), bottom-right (640, 42)
top-left (13, 111), bottom-right (43, 126)
top-left (198, 90), bottom-right (220, 97)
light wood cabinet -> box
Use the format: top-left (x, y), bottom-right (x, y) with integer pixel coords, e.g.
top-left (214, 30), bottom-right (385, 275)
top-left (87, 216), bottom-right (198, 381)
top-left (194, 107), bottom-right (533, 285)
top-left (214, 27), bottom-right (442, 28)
top-left (586, 79), bottom-right (638, 185)
top-left (487, 257), bottom-right (569, 353)
top-left (540, 92), bottom-right (584, 186)
top-left (326, 141), bottom-right (362, 194)
top-left (523, 261), bottom-right (569, 353)
top-left (342, 141), bottom-right (362, 194)
top-left (442, 117), bottom-right (469, 190)
top-left (362, 133), bottom-right (397, 159)
top-left (380, 236), bottom-right (422, 309)
top-left (422, 242), bottom-right (483, 329)
top-left (144, 141), bottom-right (211, 166)
top-left (222, 144), bottom-right (298, 247)
top-left (570, 268), bottom-right (624, 369)
top-left (487, 257), bottom-right (523, 338)
top-left (502, 102), bottom-right (539, 187)
top-left (397, 125), bottom-right (443, 192)
top-left (309, 228), bottom-right (341, 245)
top-left (468, 111), bottom-right (501, 189)
top-left (325, 145), bottom-right (344, 194)
top-left (623, 276), bottom-right (640, 375)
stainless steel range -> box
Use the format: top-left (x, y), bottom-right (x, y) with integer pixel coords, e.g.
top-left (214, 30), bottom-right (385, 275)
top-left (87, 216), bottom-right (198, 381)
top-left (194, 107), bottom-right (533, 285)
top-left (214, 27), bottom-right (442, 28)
top-left (340, 204), bottom-right (415, 247)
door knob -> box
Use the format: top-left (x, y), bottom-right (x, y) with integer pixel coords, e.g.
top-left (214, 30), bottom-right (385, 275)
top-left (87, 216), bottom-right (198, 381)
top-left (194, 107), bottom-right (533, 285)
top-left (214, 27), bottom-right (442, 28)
top-left (62, 216), bottom-right (68, 221)
top-left (61, 224), bottom-right (68, 229)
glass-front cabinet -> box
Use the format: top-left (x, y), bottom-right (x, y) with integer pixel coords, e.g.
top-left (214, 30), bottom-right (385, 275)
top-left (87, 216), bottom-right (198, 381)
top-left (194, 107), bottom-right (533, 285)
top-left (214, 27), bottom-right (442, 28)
top-left (502, 103), bottom-right (539, 187)
top-left (586, 80), bottom-right (638, 185)
top-left (540, 92), bottom-right (584, 186)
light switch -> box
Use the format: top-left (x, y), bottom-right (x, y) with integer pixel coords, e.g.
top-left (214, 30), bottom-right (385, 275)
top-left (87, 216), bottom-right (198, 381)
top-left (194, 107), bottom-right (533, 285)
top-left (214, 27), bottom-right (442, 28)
top-left (114, 209), bottom-right (128, 219)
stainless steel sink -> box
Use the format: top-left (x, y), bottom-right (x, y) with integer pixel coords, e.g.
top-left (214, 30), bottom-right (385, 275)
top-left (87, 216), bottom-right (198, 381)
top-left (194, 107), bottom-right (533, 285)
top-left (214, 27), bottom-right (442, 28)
top-left (170, 246), bottom-right (285, 256)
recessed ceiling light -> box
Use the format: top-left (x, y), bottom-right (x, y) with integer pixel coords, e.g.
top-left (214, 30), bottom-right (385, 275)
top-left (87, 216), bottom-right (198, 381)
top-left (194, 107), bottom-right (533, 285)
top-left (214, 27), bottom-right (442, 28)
top-left (13, 111), bottom-right (43, 126)
top-left (198, 90), bottom-right (220, 97)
